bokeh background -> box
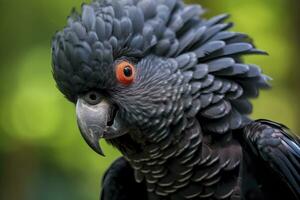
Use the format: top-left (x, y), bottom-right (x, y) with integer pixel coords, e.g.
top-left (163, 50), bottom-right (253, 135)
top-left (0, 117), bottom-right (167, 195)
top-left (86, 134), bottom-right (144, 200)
top-left (0, 0), bottom-right (299, 199)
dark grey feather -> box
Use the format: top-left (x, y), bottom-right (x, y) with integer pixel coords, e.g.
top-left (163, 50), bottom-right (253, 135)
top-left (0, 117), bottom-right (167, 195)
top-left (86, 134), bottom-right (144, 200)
top-left (51, 1), bottom-right (300, 200)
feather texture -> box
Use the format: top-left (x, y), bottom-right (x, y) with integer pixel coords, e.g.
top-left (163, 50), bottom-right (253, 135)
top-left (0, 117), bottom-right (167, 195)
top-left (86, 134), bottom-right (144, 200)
top-left (51, 0), bottom-right (300, 200)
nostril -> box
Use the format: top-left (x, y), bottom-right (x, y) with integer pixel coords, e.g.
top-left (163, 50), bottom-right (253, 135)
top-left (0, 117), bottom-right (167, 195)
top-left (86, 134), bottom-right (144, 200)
top-left (84, 91), bottom-right (102, 105)
top-left (89, 93), bottom-right (97, 101)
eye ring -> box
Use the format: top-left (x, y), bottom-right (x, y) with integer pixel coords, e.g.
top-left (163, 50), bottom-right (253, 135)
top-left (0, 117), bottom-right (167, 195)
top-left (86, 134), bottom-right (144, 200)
top-left (115, 60), bottom-right (135, 85)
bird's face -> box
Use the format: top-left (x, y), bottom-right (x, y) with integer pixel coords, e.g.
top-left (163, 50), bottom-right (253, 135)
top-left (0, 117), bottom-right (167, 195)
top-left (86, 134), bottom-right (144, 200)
top-left (52, 0), bottom-right (269, 156)
top-left (55, 51), bottom-right (185, 155)
top-left (51, 2), bottom-right (189, 155)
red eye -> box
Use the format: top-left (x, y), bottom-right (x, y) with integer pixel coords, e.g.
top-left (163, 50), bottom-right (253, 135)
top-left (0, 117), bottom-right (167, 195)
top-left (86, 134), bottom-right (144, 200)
top-left (115, 61), bottom-right (135, 85)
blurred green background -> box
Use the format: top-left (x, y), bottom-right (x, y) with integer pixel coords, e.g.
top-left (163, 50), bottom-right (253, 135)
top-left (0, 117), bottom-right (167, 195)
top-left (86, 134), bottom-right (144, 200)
top-left (0, 0), bottom-right (299, 199)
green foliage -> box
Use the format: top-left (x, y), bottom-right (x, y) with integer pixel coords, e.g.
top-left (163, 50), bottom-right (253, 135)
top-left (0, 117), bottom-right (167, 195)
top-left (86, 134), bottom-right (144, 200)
top-left (0, 0), bottom-right (298, 200)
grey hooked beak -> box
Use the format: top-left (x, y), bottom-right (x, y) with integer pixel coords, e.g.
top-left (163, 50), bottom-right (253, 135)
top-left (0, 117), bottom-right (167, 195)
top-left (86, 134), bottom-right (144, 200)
top-left (76, 95), bottom-right (128, 156)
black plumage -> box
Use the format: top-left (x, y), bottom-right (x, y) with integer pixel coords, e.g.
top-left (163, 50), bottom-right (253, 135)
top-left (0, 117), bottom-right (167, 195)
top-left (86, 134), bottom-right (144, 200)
top-left (51, 0), bottom-right (300, 199)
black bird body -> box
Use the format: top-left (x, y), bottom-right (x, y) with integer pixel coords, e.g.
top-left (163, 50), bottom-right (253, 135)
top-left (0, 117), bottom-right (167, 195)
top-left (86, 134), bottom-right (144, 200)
top-left (51, 0), bottom-right (300, 199)
top-left (102, 120), bottom-right (300, 200)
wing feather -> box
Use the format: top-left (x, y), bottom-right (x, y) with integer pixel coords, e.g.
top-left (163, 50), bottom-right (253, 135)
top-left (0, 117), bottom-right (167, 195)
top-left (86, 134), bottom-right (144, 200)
top-left (243, 119), bottom-right (300, 197)
top-left (101, 157), bottom-right (147, 200)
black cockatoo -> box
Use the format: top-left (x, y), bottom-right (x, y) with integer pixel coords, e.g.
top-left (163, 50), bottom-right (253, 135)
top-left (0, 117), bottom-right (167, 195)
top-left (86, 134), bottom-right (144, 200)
top-left (51, 0), bottom-right (300, 199)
